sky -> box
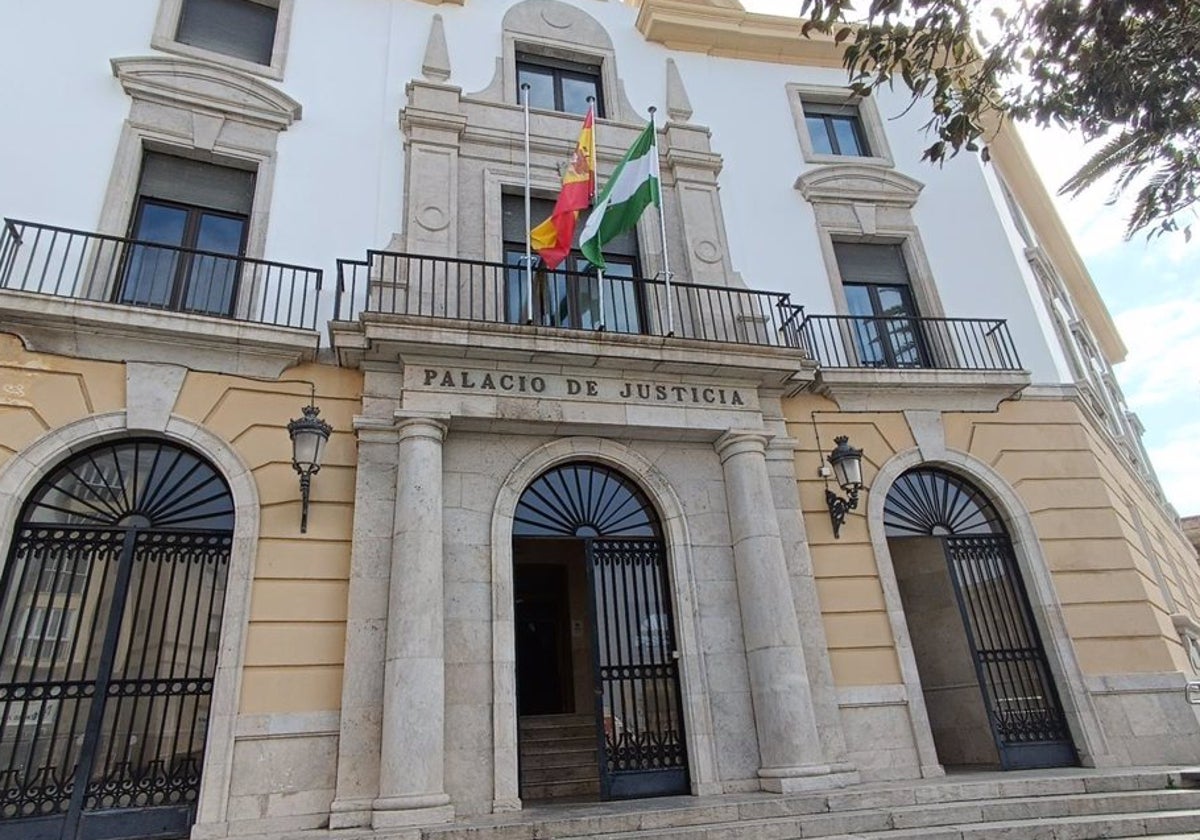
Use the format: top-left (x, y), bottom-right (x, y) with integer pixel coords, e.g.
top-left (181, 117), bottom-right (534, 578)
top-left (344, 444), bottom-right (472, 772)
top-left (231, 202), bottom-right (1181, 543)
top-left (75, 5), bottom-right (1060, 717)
top-left (741, 0), bottom-right (1200, 516)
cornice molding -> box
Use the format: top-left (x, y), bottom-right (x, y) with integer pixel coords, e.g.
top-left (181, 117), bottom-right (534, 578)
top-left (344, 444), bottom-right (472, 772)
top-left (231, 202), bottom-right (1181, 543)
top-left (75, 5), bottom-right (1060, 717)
top-left (111, 55), bottom-right (302, 131)
top-left (636, 0), bottom-right (846, 68)
top-left (796, 164), bottom-right (924, 207)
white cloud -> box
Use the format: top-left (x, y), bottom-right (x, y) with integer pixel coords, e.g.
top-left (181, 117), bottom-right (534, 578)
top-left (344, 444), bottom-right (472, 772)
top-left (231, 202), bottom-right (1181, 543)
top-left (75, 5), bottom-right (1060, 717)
top-left (1113, 295), bottom-right (1200, 408)
top-left (1148, 422), bottom-right (1200, 515)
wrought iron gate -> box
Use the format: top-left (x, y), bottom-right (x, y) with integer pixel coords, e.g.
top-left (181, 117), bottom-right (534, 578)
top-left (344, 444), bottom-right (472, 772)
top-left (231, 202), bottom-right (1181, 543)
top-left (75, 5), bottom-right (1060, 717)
top-left (586, 539), bottom-right (688, 799)
top-left (943, 535), bottom-right (1076, 769)
top-left (0, 440), bottom-right (233, 840)
top-left (884, 467), bottom-right (1076, 770)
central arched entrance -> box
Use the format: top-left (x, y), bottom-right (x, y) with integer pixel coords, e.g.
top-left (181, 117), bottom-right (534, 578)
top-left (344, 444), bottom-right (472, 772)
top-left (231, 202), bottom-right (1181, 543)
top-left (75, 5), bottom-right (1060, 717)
top-left (884, 467), bottom-right (1077, 770)
top-left (0, 439), bottom-right (234, 840)
top-left (512, 461), bottom-right (688, 801)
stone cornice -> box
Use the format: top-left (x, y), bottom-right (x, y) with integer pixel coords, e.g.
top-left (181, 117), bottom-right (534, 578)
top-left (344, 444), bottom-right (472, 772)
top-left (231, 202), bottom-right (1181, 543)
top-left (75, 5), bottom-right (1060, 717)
top-left (635, 0), bottom-right (846, 68)
top-left (0, 289), bottom-right (318, 378)
top-left (111, 56), bottom-right (302, 130)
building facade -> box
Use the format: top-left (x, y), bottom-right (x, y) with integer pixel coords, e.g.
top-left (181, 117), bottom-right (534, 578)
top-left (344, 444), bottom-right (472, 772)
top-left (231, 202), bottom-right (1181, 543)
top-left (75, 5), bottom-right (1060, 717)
top-left (1, 1), bottom-right (1199, 838)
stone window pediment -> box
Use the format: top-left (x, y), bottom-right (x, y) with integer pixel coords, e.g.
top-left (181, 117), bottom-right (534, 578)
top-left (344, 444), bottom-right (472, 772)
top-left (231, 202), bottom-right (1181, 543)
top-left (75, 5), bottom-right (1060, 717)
top-left (795, 164), bottom-right (924, 208)
top-left (111, 55), bottom-right (302, 131)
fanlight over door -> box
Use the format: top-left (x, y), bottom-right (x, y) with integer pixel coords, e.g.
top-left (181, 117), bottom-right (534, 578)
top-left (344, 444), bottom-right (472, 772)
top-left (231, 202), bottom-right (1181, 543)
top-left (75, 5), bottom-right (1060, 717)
top-left (513, 462), bottom-right (689, 799)
top-left (0, 440), bottom-right (234, 840)
top-left (885, 467), bottom-right (1077, 770)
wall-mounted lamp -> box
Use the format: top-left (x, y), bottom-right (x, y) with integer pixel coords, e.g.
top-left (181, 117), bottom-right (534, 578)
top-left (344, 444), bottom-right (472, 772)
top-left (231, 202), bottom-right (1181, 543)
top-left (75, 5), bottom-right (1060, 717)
top-left (825, 435), bottom-right (864, 539)
top-left (288, 402), bottom-right (332, 534)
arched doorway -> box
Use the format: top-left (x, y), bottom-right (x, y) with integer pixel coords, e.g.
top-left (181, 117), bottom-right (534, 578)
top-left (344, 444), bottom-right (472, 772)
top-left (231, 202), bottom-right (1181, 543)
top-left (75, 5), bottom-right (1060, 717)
top-left (884, 467), bottom-right (1077, 770)
top-left (512, 462), bottom-right (688, 801)
top-left (0, 439), bottom-right (234, 840)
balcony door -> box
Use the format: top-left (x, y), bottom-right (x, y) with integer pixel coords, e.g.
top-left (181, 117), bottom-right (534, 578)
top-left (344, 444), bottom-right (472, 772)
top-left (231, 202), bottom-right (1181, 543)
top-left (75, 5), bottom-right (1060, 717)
top-left (118, 152), bottom-right (254, 318)
top-left (502, 195), bottom-right (644, 334)
top-left (835, 242), bottom-right (929, 368)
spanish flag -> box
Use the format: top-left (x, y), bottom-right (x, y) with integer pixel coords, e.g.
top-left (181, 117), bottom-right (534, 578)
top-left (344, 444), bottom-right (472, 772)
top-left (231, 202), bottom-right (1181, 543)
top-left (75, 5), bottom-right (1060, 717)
top-left (530, 107), bottom-right (596, 270)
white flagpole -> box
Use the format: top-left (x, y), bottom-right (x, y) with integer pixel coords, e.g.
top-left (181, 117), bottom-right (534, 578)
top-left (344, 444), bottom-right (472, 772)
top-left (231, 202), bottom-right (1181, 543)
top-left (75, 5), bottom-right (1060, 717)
top-left (588, 97), bottom-right (605, 332)
top-left (648, 106), bottom-right (673, 336)
top-left (522, 83), bottom-right (534, 324)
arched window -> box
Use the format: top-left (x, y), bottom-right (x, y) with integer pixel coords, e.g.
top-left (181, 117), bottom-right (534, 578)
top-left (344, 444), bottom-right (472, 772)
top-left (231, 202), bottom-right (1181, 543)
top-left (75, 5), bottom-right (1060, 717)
top-left (884, 467), bottom-right (1005, 537)
top-left (513, 461), bottom-right (661, 538)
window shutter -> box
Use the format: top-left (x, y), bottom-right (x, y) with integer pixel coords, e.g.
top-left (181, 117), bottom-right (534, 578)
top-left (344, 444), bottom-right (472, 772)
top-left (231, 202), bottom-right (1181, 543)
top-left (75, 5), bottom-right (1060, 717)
top-left (176, 0), bottom-right (278, 66)
top-left (834, 243), bottom-right (909, 285)
top-left (138, 153), bottom-right (256, 216)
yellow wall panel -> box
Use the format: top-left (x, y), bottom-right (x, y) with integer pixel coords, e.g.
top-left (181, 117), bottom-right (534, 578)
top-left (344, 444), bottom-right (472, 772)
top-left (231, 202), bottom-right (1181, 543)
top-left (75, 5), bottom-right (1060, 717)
top-left (250, 580), bottom-right (350, 623)
top-left (254, 538), bottom-right (352, 580)
top-left (239, 666), bottom-right (343, 714)
top-left (822, 611), bottom-right (894, 649)
top-left (815, 577), bottom-right (887, 613)
top-left (245, 623), bottom-right (347, 666)
top-left (828, 648), bottom-right (902, 686)
top-left (1073, 637), bottom-right (1178, 674)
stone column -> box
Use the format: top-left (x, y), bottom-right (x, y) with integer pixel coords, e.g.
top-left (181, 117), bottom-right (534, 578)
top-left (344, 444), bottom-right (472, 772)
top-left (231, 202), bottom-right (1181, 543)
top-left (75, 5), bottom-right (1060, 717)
top-left (715, 430), bottom-right (843, 793)
top-left (372, 416), bottom-right (454, 828)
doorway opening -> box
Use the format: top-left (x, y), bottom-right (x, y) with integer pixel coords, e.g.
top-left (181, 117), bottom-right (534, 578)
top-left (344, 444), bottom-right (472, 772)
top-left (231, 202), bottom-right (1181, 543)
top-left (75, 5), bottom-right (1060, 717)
top-left (512, 462), bottom-right (688, 802)
top-left (885, 467), bottom-right (1077, 771)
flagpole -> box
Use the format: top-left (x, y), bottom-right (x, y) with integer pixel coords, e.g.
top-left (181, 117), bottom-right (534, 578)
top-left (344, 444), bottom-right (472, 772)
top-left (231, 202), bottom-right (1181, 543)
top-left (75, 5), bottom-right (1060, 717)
top-left (649, 106), bottom-right (673, 336)
top-left (587, 96), bottom-right (605, 332)
top-left (522, 82), bottom-right (534, 325)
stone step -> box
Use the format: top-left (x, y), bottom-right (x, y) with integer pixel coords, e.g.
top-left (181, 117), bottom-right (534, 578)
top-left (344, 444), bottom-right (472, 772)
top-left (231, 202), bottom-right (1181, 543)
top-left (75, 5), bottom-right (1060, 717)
top-left (520, 726), bottom-right (596, 743)
top-left (520, 747), bottom-right (598, 770)
top-left (521, 763), bottom-right (601, 786)
top-left (519, 714), bottom-right (595, 730)
top-left (578, 791), bottom-right (1200, 840)
top-left (519, 777), bottom-right (602, 801)
top-left (421, 775), bottom-right (1200, 840)
top-left (519, 735), bottom-right (598, 753)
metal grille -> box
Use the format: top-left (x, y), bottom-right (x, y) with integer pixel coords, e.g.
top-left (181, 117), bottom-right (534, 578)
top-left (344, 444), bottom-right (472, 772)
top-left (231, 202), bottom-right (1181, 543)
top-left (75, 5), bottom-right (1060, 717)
top-left (944, 535), bottom-right (1075, 768)
top-left (586, 539), bottom-right (687, 799)
top-left (514, 463), bottom-right (660, 539)
top-left (883, 468), bottom-right (1005, 537)
top-left (0, 441), bottom-right (233, 840)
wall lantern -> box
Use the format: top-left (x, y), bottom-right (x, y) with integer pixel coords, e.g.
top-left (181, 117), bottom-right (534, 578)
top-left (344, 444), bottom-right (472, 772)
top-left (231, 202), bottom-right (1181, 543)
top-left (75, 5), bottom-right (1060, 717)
top-left (288, 402), bottom-right (332, 534)
top-left (825, 435), bottom-right (864, 539)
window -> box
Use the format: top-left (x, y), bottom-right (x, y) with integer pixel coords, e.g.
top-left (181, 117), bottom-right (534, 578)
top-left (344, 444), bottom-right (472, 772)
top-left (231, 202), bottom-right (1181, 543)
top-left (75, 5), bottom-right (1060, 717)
top-left (517, 54), bottom-right (604, 117)
top-left (119, 152), bottom-right (255, 318)
top-left (176, 0), bottom-right (278, 65)
top-left (834, 242), bottom-right (927, 368)
top-left (501, 195), bottom-right (641, 332)
top-left (804, 100), bottom-right (869, 157)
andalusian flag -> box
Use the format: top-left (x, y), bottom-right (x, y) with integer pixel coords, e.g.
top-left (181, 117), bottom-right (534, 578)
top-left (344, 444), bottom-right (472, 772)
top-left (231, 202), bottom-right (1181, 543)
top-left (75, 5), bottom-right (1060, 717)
top-left (530, 107), bottom-right (596, 270)
top-left (580, 122), bottom-right (660, 270)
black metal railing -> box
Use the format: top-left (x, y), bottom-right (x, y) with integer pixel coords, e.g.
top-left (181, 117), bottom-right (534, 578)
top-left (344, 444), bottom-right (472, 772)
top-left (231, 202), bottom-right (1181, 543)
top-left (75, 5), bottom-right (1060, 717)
top-left (336, 251), bottom-right (806, 349)
top-left (801, 313), bottom-right (1022, 371)
top-left (0, 219), bottom-right (323, 331)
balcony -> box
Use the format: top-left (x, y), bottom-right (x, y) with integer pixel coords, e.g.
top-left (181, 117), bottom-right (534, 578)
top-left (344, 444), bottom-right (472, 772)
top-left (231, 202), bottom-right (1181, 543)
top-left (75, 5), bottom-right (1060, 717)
top-left (0, 219), bottom-right (323, 376)
top-left (331, 251), bottom-right (811, 384)
top-left (800, 314), bottom-right (1022, 372)
top-left (798, 313), bottom-right (1029, 411)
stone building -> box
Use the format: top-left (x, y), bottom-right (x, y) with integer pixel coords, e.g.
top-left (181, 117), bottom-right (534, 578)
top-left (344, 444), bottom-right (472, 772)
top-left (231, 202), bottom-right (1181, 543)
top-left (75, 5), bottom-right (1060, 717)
top-left (1, 1), bottom-right (1199, 839)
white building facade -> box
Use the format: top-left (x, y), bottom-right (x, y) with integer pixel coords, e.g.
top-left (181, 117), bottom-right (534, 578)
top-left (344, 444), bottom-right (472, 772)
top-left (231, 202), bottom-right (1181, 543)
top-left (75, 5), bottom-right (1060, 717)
top-left (1, 2), bottom-right (1198, 839)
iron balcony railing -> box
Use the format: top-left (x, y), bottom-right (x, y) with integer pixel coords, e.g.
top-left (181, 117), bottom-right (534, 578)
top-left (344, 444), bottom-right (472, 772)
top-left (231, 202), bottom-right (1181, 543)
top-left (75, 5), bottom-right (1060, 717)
top-left (0, 219), bottom-right (323, 331)
top-left (801, 313), bottom-right (1022, 371)
top-left (335, 251), bottom-right (806, 349)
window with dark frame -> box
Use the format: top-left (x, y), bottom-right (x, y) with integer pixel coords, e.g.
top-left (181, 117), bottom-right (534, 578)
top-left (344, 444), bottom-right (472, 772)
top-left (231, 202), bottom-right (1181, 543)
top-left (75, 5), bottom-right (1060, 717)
top-left (120, 151), bottom-right (256, 319)
top-left (834, 242), bottom-right (927, 368)
top-left (501, 194), bottom-right (641, 332)
top-left (517, 53), bottom-right (605, 117)
top-left (804, 99), bottom-right (870, 157)
top-left (176, 0), bottom-right (279, 66)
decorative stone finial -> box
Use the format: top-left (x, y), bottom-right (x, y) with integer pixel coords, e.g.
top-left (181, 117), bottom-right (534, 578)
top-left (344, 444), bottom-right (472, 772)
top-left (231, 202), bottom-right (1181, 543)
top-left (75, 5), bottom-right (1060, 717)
top-left (422, 14), bottom-right (451, 82)
top-left (666, 58), bottom-right (693, 123)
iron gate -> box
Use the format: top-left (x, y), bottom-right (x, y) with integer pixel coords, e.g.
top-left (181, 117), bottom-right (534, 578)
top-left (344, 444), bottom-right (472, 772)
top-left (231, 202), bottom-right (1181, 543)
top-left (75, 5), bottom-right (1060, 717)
top-left (943, 535), bottom-right (1076, 769)
top-left (0, 439), bottom-right (234, 840)
top-left (585, 539), bottom-right (688, 799)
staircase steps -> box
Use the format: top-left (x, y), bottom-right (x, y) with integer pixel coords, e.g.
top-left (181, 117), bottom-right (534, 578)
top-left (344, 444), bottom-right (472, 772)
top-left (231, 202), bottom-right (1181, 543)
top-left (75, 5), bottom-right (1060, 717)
top-left (424, 768), bottom-right (1200, 840)
top-left (518, 713), bottom-right (601, 801)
